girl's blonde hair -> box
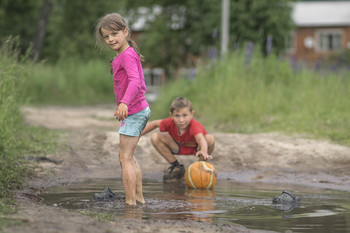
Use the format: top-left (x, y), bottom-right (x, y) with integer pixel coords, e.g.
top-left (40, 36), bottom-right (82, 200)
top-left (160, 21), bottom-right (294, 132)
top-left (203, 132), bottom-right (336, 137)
top-left (95, 13), bottom-right (144, 61)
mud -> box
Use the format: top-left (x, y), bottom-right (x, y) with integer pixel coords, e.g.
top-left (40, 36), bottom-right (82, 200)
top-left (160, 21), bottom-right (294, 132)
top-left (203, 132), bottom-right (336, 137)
top-left (4, 105), bottom-right (350, 233)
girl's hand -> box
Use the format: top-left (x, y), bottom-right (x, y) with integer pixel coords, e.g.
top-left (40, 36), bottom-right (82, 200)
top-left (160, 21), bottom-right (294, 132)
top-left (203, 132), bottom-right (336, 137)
top-left (114, 103), bottom-right (128, 121)
top-left (196, 151), bottom-right (213, 161)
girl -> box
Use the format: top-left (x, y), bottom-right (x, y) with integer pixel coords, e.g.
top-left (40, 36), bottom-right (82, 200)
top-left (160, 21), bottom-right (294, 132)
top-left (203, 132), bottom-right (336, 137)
top-left (95, 13), bottom-right (150, 205)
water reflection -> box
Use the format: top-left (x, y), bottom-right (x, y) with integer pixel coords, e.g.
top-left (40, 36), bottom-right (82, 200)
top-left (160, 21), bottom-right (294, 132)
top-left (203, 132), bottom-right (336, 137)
top-left (40, 178), bottom-right (350, 233)
top-left (184, 188), bottom-right (217, 222)
top-left (124, 205), bottom-right (143, 219)
top-left (160, 181), bottom-right (218, 222)
top-left (273, 202), bottom-right (300, 213)
top-left (162, 181), bottom-right (187, 195)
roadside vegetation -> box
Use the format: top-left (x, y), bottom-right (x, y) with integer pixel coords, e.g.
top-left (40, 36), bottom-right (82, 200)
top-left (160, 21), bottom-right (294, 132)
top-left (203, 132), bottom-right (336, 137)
top-left (21, 45), bottom-right (350, 146)
top-left (0, 40), bottom-right (58, 223)
top-left (151, 49), bottom-right (350, 145)
top-left (25, 58), bottom-right (114, 105)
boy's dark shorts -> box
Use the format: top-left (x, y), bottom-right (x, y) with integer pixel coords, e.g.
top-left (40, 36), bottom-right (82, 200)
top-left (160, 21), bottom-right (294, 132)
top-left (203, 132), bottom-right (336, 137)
top-left (171, 141), bottom-right (197, 155)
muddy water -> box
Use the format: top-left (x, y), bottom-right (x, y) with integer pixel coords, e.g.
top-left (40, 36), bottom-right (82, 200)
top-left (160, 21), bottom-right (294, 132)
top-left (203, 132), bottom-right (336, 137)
top-left (40, 178), bottom-right (350, 233)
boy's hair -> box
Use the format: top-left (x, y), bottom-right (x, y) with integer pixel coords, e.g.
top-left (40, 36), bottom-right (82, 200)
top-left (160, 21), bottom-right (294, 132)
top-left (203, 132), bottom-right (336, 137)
top-left (95, 13), bottom-right (144, 61)
top-left (170, 97), bottom-right (193, 113)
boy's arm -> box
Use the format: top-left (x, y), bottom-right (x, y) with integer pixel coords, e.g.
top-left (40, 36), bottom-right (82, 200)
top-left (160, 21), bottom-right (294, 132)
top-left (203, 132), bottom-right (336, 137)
top-left (194, 133), bottom-right (213, 160)
top-left (140, 120), bottom-right (162, 136)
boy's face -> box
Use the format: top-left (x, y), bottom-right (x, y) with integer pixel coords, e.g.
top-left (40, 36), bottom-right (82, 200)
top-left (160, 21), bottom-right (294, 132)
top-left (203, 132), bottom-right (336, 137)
top-left (170, 107), bottom-right (194, 131)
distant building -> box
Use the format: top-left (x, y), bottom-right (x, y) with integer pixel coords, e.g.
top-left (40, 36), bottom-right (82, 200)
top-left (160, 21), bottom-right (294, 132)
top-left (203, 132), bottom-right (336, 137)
top-left (287, 1), bottom-right (350, 62)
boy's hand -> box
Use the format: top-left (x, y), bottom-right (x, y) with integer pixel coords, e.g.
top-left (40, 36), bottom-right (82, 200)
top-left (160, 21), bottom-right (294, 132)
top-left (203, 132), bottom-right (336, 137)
top-left (196, 151), bottom-right (213, 161)
top-left (114, 103), bottom-right (128, 121)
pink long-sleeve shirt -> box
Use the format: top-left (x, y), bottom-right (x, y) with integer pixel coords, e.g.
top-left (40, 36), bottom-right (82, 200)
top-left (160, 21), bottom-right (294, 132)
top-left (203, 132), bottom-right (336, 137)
top-left (111, 47), bottom-right (149, 115)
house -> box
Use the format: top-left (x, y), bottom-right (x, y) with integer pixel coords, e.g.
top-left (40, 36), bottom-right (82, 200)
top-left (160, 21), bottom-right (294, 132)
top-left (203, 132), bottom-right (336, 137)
top-left (287, 1), bottom-right (350, 62)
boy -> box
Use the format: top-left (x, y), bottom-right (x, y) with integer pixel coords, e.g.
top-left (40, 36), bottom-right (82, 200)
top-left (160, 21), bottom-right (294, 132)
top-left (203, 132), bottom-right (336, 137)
top-left (141, 97), bottom-right (215, 180)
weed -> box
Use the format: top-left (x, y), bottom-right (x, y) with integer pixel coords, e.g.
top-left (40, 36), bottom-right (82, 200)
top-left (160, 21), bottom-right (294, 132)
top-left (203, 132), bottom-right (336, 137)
top-left (152, 51), bottom-right (350, 145)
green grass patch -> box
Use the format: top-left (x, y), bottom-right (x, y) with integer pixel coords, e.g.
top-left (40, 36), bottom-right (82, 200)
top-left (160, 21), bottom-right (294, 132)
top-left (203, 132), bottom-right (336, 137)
top-left (0, 38), bottom-right (29, 199)
top-left (0, 39), bottom-right (59, 229)
top-left (151, 50), bottom-right (350, 145)
top-left (25, 58), bottom-right (115, 105)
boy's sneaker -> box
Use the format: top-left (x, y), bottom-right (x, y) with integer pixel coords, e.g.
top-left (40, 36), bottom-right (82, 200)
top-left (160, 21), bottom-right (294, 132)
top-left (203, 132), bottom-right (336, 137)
top-left (93, 187), bottom-right (124, 201)
top-left (163, 163), bottom-right (185, 180)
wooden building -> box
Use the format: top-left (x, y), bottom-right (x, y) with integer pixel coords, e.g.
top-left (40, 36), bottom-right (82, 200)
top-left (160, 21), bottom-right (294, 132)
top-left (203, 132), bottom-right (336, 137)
top-left (287, 1), bottom-right (350, 62)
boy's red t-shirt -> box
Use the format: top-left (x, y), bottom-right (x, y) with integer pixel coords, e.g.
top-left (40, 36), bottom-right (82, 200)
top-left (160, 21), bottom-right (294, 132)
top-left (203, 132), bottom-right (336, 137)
top-left (159, 117), bottom-right (208, 148)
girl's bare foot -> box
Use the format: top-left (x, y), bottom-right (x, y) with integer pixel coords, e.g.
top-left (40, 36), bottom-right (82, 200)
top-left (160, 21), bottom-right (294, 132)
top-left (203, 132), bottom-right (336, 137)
top-left (136, 195), bottom-right (145, 204)
top-left (125, 200), bottom-right (137, 206)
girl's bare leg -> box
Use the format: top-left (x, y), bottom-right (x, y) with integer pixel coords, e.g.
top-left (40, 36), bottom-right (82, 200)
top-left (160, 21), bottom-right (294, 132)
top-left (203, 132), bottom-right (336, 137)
top-left (119, 134), bottom-right (141, 206)
top-left (133, 157), bottom-right (145, 204)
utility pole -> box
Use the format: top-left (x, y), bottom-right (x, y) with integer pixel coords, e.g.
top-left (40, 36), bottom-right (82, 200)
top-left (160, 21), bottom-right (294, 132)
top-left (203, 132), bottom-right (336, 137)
top-left (221, 0), bottom-right (230, 57)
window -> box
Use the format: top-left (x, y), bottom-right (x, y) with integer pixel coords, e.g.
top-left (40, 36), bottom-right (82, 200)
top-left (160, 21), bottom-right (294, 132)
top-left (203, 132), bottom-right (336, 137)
top-left (316, 30), bottom-right (342, 51)
top-left (285, 32), bottom-right (295, 52)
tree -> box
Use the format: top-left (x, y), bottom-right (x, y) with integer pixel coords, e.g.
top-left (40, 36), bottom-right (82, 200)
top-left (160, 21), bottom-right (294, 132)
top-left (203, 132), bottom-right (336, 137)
top-left (0, 0), bottom-right (127, 62)
top-left (230, 0), bottom-right (295, 56)
top-left (0, 0), bottom-right (43, 55)
top-left (30, 0), bottom-right (52, 60)
top-left (125, 0), bottom-right (295, 75)
top-left (40, 0), bottom-right (126, 62)
top-left (0, 0), bottom-right (295, 66)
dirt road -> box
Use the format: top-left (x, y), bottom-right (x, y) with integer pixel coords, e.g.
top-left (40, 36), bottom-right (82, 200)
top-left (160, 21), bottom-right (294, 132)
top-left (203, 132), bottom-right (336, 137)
top-left (4, 105), bottom-right (350, 233)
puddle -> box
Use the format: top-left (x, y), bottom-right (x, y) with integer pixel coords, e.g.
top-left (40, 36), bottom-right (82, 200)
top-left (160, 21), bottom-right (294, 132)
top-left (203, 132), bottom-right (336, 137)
top-left (40, 178), bottom-right (350, 233)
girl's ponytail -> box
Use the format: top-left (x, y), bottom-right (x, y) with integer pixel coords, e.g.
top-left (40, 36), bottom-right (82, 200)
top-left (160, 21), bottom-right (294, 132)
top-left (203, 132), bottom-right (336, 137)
top-left (127, 38), bottom-right (144, 62)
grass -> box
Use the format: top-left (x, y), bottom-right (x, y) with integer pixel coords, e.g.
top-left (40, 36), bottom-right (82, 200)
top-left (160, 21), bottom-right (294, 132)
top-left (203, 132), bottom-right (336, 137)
top-left (151, 50), bottom-right (350, 145)
top-left (0, 39), bottom-right (59, 228)
top-left (26, 47), bottom-right (349, 146)
top-left (24, 47), bottom-right (349, 144)
top-left (25, 58), bottom-right (115, 105)
top-left (0, 38), bottom-right (29, 199)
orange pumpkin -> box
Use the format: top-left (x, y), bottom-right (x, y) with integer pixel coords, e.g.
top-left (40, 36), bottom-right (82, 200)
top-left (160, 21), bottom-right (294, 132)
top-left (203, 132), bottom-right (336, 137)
top-left (185, 161), bottom-right (217, 189)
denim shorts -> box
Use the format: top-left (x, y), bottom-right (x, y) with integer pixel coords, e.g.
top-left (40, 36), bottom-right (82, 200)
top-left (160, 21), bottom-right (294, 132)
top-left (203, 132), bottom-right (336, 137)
top-left (119, 106), bottom-right (151, 137)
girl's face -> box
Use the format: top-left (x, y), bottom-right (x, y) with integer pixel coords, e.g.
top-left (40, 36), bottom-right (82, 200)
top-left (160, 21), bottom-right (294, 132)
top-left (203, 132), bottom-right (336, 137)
top-left (171, 107), bottom-right (194, 131)
top-left (101, 27), bottom-right (129, 54)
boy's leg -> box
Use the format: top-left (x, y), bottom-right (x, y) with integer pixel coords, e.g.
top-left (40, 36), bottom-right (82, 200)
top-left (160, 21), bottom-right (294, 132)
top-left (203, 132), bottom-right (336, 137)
top-left (119, 134), bottom-right (140, 206)
top-left (150, 132), bottom-right (185, 179)
top-left (133, 157), bottom-right (145, 204)
top-left (150, 132), bottom-right (179, 163)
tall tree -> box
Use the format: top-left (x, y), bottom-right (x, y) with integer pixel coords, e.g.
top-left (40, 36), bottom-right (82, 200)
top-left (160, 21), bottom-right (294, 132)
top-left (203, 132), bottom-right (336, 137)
top-left (30, 0), bottom-right (52, 60)
top-left (126, 0), bottom-right (295, 74)
top-left (230, 0), bottom-right (295, 56)
top-left (0, 0), bottom-right (42, 54)
top-left (38, 0), bottom-right (128, 62)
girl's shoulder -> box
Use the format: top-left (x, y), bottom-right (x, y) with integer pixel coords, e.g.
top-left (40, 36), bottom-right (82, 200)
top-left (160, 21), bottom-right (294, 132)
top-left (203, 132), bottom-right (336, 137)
top-left (120, 47), bottom-right (137, 58)
top-left (117, 47), bottom-right (139, 63)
